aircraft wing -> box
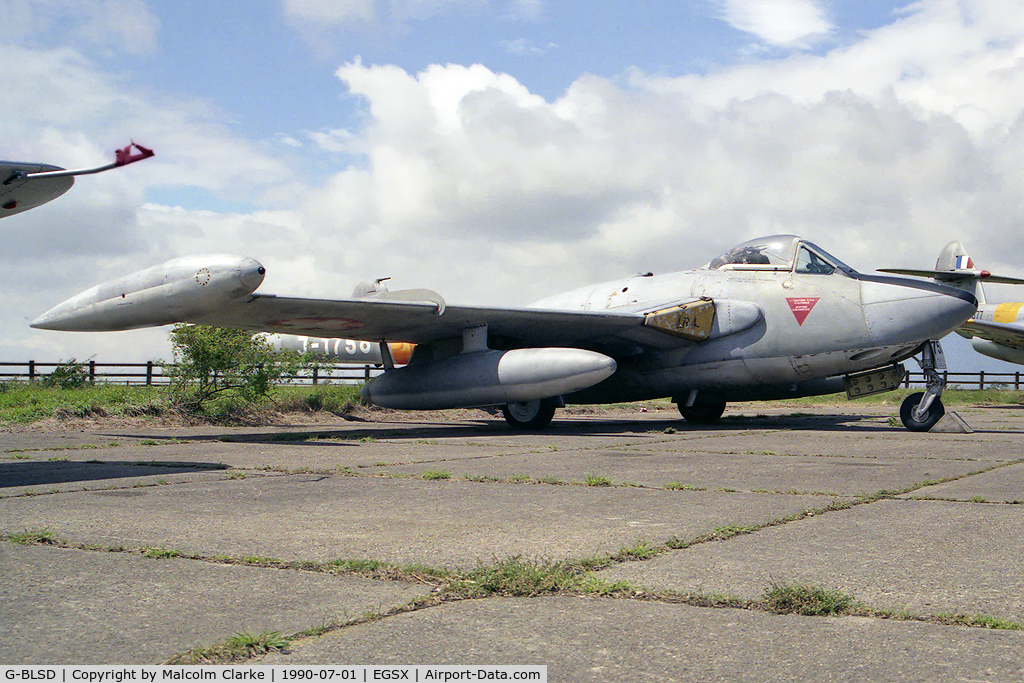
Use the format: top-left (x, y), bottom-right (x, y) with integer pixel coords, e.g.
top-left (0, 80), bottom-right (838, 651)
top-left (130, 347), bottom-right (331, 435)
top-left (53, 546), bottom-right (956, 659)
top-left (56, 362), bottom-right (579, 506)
top-left (2, 143), bottom-right (153, 219)
top-left (1, 161), bottom-right (75, 218)
top-left (957, 319), bottom-right (1024, 350)
top-left (31, 254), bottom-right (736, 354)
top-left (188, 294), bottom-right (694, 354)
top-left (194, 294), bottom-right (646, 342)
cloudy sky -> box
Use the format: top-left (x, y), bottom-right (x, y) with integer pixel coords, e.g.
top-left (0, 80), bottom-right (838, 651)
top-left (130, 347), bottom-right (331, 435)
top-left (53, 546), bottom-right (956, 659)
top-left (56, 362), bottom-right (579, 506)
top-left (3, 0), bottom-right (1024, 374)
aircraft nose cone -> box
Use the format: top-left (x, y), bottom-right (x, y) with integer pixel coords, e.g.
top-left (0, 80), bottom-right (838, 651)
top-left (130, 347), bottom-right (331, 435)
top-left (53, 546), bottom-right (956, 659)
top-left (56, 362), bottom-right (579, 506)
top-left (239, 258), bottom-right (266, 293)
top-left (30, 302), bottom-right (72, 330)
top-left (861, 277), bottom-right (977, 345)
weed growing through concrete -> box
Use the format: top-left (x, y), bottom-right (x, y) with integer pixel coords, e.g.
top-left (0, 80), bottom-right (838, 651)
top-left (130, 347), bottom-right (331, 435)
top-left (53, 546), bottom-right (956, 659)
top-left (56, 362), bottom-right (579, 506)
top-left (171, 630), bottom-right (290, 663)
top-left (7, 527), bottom-right (58, 545)
top-left (463, 474), bottom-right (502, 483)
top-left (666, 482), bottom-right (706, 491)
top-left (229, 630), bottom-right (289, 654)
top-left (762, 582), bottom-right (861, 616)
top-left (934, 613), bottom-right (1024, 630)
top-left (614, 540), bottom-right (658, 561)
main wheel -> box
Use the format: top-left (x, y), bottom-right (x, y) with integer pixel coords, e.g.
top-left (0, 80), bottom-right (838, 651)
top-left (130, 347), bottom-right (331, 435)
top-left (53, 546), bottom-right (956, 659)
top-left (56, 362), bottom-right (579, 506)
top-left (899, 392), bottom-right (945, 432)
top-left (502, 398), bottom-right (558, 430)
top-left (677, 398), bottom-right (727, 424)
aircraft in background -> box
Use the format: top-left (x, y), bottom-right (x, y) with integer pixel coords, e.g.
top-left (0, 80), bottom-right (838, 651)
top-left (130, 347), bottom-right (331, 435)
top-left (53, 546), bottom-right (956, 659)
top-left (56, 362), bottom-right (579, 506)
top-left (31, 234), bottom-right (978, 431)
top-left (1, 141), bottom-right (154, 219)
top-left (880, 241), bottom-right (1024, 366)
top-left (266, 332), bottom-right (415, 366)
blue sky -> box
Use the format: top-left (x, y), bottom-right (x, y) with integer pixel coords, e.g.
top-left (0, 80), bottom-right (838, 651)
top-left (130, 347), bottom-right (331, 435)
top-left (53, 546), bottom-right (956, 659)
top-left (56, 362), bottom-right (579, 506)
top-left (3, 0), bottom-right (1024, 376)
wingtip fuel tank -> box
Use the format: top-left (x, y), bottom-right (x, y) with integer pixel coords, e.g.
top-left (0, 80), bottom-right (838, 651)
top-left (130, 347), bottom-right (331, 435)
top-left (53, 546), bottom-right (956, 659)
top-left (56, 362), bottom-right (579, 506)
top-left (30, 255), bottom-right (265, 332)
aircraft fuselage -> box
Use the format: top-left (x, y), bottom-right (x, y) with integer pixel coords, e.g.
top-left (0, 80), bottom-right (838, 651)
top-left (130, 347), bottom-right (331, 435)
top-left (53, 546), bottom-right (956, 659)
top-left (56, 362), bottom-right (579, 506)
top-left (534, 250), bottom-right (976, 404)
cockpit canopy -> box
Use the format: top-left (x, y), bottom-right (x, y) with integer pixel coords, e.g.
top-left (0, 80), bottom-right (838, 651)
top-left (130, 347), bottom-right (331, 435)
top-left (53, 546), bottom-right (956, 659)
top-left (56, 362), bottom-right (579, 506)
top-left (704, 234), bottom-right (856, 276)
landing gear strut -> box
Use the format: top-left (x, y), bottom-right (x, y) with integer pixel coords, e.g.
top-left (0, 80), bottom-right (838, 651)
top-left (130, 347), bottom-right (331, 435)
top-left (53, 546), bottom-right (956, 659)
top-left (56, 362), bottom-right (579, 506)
top-left (900, 341), bottom-right (946, 432)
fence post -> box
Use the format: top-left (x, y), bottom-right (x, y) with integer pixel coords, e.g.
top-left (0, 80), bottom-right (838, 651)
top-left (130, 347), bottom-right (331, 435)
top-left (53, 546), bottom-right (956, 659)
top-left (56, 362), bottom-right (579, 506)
top-left (1017, 372), bottom-right (1021, 392)
top-left (146, 361), bottom-right (154, 385)
top-left (28, 360), bottom-right (35, 383)
top-left (979, 370), bottom-right (985, 390)
top-left (88, 360), bottom-right (96, 384)
top-left (312, 366), bottom-right (319, 385)
top-left (365, 364), bottom-right (371, 382)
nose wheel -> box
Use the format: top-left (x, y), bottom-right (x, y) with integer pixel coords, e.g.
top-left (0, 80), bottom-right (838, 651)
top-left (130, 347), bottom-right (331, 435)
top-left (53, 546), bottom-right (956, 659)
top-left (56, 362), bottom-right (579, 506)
top-left (900, 392), bottom-right (945, 431)
top-left (900, 340), bottom-right (946, 432)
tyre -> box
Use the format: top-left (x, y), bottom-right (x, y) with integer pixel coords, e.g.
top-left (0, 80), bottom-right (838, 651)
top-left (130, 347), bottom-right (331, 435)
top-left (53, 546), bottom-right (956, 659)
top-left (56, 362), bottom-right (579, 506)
top-left (899, 392), bottom-right (945, 432)
top-left (677, 398), bottom-right (727, 424)
top-left (502, 398), bottom-right (558, 430)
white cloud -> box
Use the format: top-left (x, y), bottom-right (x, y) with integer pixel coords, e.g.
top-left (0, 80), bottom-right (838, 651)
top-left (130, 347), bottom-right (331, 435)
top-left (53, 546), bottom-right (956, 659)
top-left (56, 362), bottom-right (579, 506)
top-left (290, 1), bottom-right (1024, 309)
top-left (281, 0), bottom-right (541, 35)
top-left (72, 0), bottom-right (161, 55)
top-left (390, 0), bottom-right (487, 21)
top-left (282, 0), bottom-right (377, 24)
top-left (637, 1), bottom-right (1024, 136)
top-left (0, 0), bottom-right (160, 55)
top-left (500, 38), bottom-right (554, 55)
top-left (714, 0), bottom-right (832, 47)
top-left (0, 37), bottom-right (300, 361)
top-left (506, 0), bottom-right (543, 21)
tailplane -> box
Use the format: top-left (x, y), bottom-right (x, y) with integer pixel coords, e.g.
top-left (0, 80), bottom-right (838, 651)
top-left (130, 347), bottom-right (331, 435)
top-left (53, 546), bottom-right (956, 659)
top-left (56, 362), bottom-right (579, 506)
top-left (879, 240), bottom-right (1024, 304)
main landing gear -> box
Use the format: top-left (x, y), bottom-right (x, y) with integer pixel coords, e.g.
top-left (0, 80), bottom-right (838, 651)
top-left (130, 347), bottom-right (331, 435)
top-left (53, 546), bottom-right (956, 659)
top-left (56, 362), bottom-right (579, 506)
top-left (502, 397), bottom-right (560, 430)
top-left (900, 340), bottom-right (946, 432)
top-left (676, 392), bottom-right (727, 424)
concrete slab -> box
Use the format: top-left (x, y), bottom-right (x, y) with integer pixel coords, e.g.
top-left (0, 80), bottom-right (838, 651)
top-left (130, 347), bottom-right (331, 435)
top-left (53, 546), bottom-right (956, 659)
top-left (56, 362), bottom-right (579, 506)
top-left (3, 403), bottom-right (1024, 674)
top-left (599, 499), bottom-right (1024, 622)
top-left (259, 596), bottom-right (1024, 682)
top-left (0, 475), bottom-right (826, 566)
top-left (359, 449), bottom-right (989, 496)
top-left (903, 462), bottom-right (1024, 503)
top-left (0, 543), bottom-right (423, 665)
top-left (0, 459), bottom-right (231, 496)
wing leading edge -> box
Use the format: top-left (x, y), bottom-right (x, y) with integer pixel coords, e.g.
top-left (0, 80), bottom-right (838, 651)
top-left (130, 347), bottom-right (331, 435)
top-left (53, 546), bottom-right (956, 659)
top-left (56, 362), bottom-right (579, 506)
top-left (30, 253), bottom-right (719, 356)
top-left (191, 293), bottom-right (654, 350)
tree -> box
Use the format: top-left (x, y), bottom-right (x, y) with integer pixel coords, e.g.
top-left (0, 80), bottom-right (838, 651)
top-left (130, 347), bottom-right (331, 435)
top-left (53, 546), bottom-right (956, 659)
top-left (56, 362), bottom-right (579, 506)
top-left (166, 324), bottom-right (304, 412)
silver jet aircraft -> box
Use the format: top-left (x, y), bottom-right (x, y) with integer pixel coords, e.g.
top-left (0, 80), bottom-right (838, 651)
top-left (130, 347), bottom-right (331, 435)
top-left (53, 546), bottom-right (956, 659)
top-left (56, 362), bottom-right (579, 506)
top-left (1, 142), bottom-right (153, 219)
top-left (32, 234), bottom-right (978, 431)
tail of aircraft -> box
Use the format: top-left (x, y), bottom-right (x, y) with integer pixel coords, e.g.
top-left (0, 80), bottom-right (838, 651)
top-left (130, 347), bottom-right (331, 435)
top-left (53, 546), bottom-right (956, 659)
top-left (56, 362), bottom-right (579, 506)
top-left (931, 240), bottom-right (989, 304)
top-left (879, 240), bottom-right (1024, 304)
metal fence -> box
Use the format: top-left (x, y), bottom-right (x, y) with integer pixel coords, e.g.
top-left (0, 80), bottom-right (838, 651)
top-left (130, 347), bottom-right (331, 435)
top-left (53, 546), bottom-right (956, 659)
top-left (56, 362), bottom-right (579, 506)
top-left (902, 371), bottom-right (1024, 391)
top-left (0, 360), bottom-right (380, 386)
top-left (2, 361), bottom-right (1022, 391)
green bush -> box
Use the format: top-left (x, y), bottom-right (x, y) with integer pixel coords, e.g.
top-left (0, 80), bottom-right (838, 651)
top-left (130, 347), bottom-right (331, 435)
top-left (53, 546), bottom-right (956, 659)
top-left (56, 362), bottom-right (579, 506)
top-left (164, 324), bottom-right (307, 413)
top-left (40, 359), bottom-right (91, 390)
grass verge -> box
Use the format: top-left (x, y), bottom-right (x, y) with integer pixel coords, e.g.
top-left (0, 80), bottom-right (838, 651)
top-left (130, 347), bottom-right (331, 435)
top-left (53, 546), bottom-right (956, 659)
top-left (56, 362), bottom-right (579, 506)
top-left (0, 383), bottom-right (365, 425)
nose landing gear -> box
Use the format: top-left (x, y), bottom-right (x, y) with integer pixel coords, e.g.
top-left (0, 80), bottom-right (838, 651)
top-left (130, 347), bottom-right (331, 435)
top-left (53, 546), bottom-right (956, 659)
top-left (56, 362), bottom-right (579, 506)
top-left (900, 340), bottom-right (946, 432)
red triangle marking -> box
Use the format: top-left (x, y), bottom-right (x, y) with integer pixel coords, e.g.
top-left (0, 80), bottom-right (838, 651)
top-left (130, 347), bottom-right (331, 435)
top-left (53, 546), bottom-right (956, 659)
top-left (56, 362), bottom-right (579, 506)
top-left (787, 297), bottom-right (820, 326)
